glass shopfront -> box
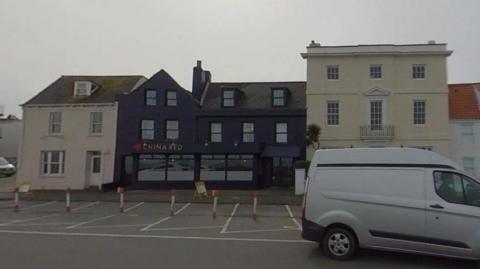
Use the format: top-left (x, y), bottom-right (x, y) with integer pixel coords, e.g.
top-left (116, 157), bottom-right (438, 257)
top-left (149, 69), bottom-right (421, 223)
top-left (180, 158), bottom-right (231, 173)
top-left (138, 154), bottom-right (194, 181)
top-left (200, 154), bottom-right (254, 181)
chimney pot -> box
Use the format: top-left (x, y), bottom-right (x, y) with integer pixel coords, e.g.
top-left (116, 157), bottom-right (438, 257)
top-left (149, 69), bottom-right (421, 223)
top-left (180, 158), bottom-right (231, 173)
top-left (428, 40), bottom-right (436, 44)
top-left (196, 60), bottom-right (202, 68)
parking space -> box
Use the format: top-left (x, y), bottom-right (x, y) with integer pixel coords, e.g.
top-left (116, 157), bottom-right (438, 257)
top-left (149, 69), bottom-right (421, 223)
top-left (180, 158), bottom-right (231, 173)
top-left (0, 200), bottom-right (303, 240)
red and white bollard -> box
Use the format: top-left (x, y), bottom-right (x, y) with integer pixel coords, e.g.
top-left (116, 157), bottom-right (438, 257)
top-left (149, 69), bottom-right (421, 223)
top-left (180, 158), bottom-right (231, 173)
top-left (170, 189), bottom-right (176, 216)
top-left (13, 187), bottom-right (19, 213)
top-left (252, 191), bottom-right (259, 220)
top-left (118, 187), bottom-right (125, 213)
top-left (212, 190), bottom-right (219, 219)
top-left (65, 188), bottom-right (71, 212)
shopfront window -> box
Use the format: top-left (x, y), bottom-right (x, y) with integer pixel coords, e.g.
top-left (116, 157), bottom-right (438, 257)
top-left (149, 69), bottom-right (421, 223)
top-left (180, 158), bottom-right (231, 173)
top-left (200, 155), bottom-right (226, 181)
top-left (167, 155), bottom-right (194, 181)
top-left (227, 155), bottom-right (253, 181)
top-left (138, 154), bottom-right (166, 181)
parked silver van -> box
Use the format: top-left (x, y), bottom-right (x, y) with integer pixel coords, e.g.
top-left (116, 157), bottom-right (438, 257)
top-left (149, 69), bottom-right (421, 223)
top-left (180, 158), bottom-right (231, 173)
top-left (302, 148), bottom-right (480, 261)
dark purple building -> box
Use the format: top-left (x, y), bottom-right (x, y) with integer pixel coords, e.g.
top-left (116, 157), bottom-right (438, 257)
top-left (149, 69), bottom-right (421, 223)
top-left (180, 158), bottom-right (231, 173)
top-left (114, 61), bottom-right (306, 189)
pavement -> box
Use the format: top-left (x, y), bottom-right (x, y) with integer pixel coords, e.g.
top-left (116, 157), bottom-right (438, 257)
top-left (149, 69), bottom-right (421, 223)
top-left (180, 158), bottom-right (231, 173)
top-left (0, 175), bottom-right (303, 205)
top-left (0, 200), bottom-right (476, 269)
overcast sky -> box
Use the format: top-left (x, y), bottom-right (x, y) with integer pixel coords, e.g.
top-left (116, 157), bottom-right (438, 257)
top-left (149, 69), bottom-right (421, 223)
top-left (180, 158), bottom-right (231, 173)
top-left (1, 0), bottom-right (479, 117)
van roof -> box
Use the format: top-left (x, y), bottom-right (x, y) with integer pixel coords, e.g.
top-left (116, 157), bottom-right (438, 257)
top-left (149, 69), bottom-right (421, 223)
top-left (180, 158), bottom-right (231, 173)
top-left (313, 148), bottom-right (463, 170)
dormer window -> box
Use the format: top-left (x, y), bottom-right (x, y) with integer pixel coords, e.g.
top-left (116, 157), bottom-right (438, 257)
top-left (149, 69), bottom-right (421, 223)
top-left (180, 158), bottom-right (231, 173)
top-left (272, 88), bottom-right (287, 107)
top-left (74, 81), bottom-right (95, 96)
top-left (222, 89), bottom-right (235, 107)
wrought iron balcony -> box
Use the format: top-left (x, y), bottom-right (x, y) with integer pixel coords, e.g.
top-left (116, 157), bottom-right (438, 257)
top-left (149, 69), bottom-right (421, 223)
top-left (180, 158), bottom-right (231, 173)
top-left (360, 125), bottom-right (395, 141)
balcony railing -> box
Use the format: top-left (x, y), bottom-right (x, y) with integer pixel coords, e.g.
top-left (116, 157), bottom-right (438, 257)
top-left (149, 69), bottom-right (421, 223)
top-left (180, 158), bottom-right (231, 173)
top-left (360, 125), bottom-right (395, 141)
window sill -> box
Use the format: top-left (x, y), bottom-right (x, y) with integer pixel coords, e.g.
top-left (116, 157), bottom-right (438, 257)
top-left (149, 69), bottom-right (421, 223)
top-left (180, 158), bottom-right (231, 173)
top-left (88, 134), bottom-right (104, 137)
top-left (46, 134), bottom-right (64, 138)
top-left (413, 124), bottom-right (426, 128)
top-left (40, 174), bottom-right (65, 178)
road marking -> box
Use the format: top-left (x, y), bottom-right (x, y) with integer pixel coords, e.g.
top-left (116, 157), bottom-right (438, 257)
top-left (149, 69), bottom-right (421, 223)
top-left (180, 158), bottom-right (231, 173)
top-left (220, 203), bottom-right (239, 234)
top-left (124, 202), bottom-right (144, 212)
top-left (0, 201), bottom-right (101, 226)
top-left (21, 201), bottom-right (57, 210)
top-left (10, 222), bottom-right (77, 226)
top-left (224, 228), bottom-right (299, 234)
top-left (285, 205), bottom-right (302, 230)
top-left (75, 224), bottom-right (149, 229)
top-left (140, 203), bottom-right (191, 232)
top-left (147, 225), bottom-right (223, 232)
top-left (66, 214), bottom-right (116, 229)
top-left (0, 229), bottom-right (313, 244)
top-left (72, 201), bottom-right (100, 212)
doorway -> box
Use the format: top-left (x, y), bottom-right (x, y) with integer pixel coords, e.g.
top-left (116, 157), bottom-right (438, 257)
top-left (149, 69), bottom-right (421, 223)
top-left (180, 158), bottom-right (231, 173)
top-left (272, 157), bottom-right (294, 187)
top-left (86, 151), bottom-right (102, 188)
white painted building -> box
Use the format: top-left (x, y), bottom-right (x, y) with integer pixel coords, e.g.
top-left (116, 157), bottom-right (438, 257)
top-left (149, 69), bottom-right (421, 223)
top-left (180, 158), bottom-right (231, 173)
top-left (449, 83), bottom-right (480, 177)
top-left (301, 41), bottom-right (452, 159)
top-left (16, 76), bottom-right (146, 189)
top-left (0, 114), bottom-right (22, 164)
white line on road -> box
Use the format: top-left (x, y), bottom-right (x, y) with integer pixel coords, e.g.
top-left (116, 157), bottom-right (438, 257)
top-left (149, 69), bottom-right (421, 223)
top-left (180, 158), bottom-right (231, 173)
top-left (284, 205), bottom-right (302, 230)
top-left (220, 203), bottom-right (239, 234)
top-left (67, 214), bottom-right (116, 229)
top-left (72, 201), bottom-right (100, 212)
top-left (140, 203), bottom-right (191, 232)
top-left (20, 201), bottom-right (57, 210)
top-left (124, 202), bottom-right (144, 212)
top-left (0, 229), bottom-right (313, 244)
top-left (10, 222), bottom-right (77, 227)
top-left (224, 228), bottom-right (299, 234)
top-left (75, 224), bottom-right (149, 229)
top-left (147, 225), bottom-right (223, 232)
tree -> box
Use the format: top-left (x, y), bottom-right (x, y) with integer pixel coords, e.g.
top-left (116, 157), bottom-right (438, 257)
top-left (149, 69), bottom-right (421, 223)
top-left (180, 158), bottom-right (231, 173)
top-left (306, 124), bottom-right (321, 150)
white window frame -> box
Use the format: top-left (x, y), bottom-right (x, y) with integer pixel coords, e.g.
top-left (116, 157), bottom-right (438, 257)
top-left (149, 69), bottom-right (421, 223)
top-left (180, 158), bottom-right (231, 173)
top-left (223, 90), bottom-right (235, 107)
top-left (242, 122), bottom-right (255, 143)
top-left (49, 112), bottom-right (62, 135)
top-left (412, 64), bottom-right (426, 79)
top-left (275, 122), bottom-right (288, 143)
top-left (326, 101), bottom-right (339, 126)
top-left (413, 100), bottom-right (426, 126)
top-left (370, 64), bottom-right (382, 79)
top-left (327, 65), bottom-right (339, 80)
top-left (90, 112), bottom-right (103, 135)
top-left (166, 90), bottom-right (177, 106)
top-left (141, 120), bottom-right (155, 140)
top-left (165, 120), bottom-right (179, 140)
top-left (272, 89), bottom-right (286, 107)
top-left (210, 122), bottom-right (222, 143)
top-left (41, 151), bottom-right (65, 176)
top-left (74, 81), bottom-right (91, 96)
top-left (368, 99), bottom-right (385, 129)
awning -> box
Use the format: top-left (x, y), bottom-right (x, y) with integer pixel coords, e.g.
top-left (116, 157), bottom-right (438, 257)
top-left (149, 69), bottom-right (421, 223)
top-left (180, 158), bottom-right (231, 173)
top-left (261, 146), bottom-right (302, 158)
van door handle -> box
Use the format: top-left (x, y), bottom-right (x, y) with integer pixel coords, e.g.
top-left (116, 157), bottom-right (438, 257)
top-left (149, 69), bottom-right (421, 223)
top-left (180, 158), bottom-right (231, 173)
top-left (429, 204), bottom-right (444, 209)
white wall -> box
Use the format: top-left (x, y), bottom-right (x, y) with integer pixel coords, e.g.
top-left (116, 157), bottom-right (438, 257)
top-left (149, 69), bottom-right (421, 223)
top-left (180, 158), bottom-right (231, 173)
top-left (16, 104), bottom-right (118, 190)
top-left (450, 120), bottom-right (480, 177)
top-left (0, 119), bottom-right (22, 163)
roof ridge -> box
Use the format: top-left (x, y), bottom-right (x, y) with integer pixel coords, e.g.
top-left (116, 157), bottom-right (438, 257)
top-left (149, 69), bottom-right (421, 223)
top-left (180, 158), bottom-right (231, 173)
top-left (211, 81), bottom-right (306, 84)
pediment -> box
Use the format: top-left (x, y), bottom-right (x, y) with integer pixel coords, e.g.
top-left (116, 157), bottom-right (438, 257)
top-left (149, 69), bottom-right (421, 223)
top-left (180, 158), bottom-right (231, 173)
top-left (364, 87), bottom-right (390, 96)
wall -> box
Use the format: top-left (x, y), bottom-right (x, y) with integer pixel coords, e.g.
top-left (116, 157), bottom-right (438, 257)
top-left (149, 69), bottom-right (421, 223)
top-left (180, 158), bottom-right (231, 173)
top-left (450, 120), bottom-right (480, 177)
top-left (17, 105), bottom-right (118, 189)
top-left (0, 119), bottom-right (22, 163)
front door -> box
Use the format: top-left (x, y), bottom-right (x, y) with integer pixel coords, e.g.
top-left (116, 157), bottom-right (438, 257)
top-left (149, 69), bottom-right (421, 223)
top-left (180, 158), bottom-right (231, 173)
top-left (87, 151), bottom-right (102, 188)
top-left (272, 157), bottom-right (294, 187)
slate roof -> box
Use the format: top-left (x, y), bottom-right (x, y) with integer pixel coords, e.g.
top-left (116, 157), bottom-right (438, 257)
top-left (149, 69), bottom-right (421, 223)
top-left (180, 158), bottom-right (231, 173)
top-left (24, 75), bottom-right (146, 105)
top-left (202, 81), bottom-right (306, 110)
top-left (449, 83), bottom-right (480, 119)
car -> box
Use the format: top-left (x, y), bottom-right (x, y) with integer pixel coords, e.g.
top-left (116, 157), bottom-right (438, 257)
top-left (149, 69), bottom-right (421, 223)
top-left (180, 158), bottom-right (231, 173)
top-left (0, 157), bottom-right (16, 177)
top-left (302, 148), bottom-right (480, 261)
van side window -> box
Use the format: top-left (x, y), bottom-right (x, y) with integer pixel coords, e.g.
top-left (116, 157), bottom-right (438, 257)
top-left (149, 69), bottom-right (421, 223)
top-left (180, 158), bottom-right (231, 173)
top-left (462, 176), bottom-right (480, 206)
top-left (433, 171), bottom-right (480, 206)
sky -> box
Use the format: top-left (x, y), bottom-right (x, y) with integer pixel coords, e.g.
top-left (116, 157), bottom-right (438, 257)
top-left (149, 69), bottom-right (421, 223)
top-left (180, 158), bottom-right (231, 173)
top-left (0, 0), bottom-right (479, 117)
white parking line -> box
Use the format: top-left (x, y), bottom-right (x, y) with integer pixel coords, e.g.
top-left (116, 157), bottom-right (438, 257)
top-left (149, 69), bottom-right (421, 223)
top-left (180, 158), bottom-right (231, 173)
top-left (10, 222), bottom-right (77, 227)
top-left (140, 203), bottom-right (191, 232)
top-left (124, 202), bottom-right (144, 212)
top-left (72, 201), bottom-right (100, 212)
top-left (285, 205), bottom-right (302, 230)
top-left (220, 203), bottom-right (239, 234)
top-left (224, 228), bottom-right (299, 234)
top-left (66, 214), bottom-right (116, 229)
top-left (75, 224), bottom-right (149, 229)
top-left (21, 201), bottom-right (57, 210)
top-left (147, 225), bottom-right (223, 232)
top-left (0, 229), bottom-right (313, 244)
top-left (0, 201), bottom-right (101, 226)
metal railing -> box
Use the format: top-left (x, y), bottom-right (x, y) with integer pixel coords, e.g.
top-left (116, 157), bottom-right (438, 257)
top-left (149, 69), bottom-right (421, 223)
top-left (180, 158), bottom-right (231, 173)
top-left (360, 125), bottom-right (395, 140)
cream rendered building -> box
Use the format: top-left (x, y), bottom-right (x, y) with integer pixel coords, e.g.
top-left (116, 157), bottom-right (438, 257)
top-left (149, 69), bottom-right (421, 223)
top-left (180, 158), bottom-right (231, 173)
top-left (302, 42), bottom-right (452, 159)
top-left (17, 76), bottom-right (146, 190)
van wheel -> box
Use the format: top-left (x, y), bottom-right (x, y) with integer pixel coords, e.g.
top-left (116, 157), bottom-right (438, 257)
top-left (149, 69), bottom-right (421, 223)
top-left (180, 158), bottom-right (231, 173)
top-left (321, 228), bottom-right (357, 260)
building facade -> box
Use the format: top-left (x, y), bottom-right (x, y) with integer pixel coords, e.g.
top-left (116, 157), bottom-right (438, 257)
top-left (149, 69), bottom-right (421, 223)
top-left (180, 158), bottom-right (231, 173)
top-left (17, 76), bottom-right (146, 189)
top-left (302, 42), bottom-right (452, 159)
top-left (114, 62), bottom-right (306, 189)
top-left (0, 114), bottom-right (22, 165)
top-left (449, 83), bottom-right (480, 177)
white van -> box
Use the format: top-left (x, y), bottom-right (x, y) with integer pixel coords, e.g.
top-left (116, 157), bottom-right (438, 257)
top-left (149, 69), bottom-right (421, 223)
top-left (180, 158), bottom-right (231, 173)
top-left (302, 148), bottom-right (480, 261)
